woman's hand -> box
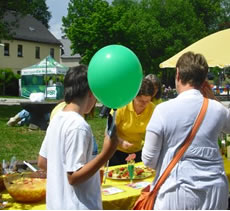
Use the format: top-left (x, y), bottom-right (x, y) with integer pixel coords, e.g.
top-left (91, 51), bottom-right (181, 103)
top-left (118, 138), bottom-right (134, 150)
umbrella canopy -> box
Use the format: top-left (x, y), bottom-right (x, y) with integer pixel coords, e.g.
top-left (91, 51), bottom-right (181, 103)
top-left (21, 55), bottom-right (68, 75)
top-left (159, 28), bottom-right (230, 69)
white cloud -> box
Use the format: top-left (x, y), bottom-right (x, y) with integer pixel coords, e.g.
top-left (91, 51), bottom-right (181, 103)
top-left (49, 22), bottom-right (63, 39)
top-left (47, 0), bottom-right (68, 39)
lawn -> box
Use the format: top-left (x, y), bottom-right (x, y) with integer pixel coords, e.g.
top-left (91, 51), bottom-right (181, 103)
top-left (0, 105), bottom-right (106, 163)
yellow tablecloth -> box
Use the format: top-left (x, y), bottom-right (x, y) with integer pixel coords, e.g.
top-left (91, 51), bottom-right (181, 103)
top-left (1, 159), bottom-right (230, 210)
top-left (102, 163), bottom-right (154, 210)
top-left (103, 159), bottom-right (230, 209)
top-left (224, 158), bottom-right (230, 186)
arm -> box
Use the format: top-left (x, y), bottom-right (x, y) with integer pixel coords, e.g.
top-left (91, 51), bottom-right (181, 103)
top-left (38, 155), bottom-right (47, 171)
top-left (38, 134), bottom-right (48, 171)
top-left (142, 131), bottom-right (163, 169)
top-left (104, 127), bottom-right (133, 150)
top-left (67, 131), bottom-right (118, 185)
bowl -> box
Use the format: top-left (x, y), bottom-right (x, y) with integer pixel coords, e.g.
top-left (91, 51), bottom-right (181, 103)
top-left (3, 171), bottom-right (46, 203)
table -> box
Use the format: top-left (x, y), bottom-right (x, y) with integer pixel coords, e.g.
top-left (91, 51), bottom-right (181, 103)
top-left (1, 159), bottom-right (230, 210)
top-left (20, 101), bottom-right (58, 130)
top-left (103, 159), bottom-right (230, 209)
top-left (102, 163), bottom-right (154, 210)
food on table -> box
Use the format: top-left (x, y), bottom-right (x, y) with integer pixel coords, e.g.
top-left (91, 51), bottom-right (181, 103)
top-left (4, 172), bottom-right (46, 203)
top-left (107, 166), bottom-right (154, 180)
top-left (0, 194), bottom-right (10, 209)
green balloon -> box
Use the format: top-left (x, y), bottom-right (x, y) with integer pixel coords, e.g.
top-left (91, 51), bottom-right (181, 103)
top-left (88, 45), bottom-right (143, 109)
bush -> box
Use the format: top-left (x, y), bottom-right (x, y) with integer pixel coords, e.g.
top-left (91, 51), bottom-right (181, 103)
top-left (0, 68), bottom-right (20, 96)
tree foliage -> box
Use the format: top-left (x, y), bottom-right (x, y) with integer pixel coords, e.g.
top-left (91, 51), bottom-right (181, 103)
top-left (28, 0), bottom-right (51, 28)
top-left (63, 0), bottom-right (230, 85)
top-left (0, 68), bottom-right (20, 96)
top-left (63, 0), bottom-right (116, 64)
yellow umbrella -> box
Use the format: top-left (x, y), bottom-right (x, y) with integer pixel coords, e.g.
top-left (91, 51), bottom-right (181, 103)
top-left (159, 28), bottom-right (230, 68)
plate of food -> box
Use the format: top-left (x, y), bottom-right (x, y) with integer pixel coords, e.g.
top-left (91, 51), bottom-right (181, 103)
top-left (107, 166), bottom-right (154, 180)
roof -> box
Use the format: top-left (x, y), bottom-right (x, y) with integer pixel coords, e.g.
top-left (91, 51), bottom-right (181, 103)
top-left (60, 39), bottom-right (81, 59)
top-left (21, 55), bottom-right (68, 75)
top-left (4, 11), bottom-right (61, 45)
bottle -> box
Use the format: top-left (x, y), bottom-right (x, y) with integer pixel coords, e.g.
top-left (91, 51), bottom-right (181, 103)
top-left (219, 133), bottom-right (227, 157)
top-left (221, 139), bottom-right (227, 158)
top-left (226, 134), bottom-right (230, 159)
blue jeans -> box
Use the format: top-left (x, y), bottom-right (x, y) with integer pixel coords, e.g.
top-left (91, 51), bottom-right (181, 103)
top-left (18, 109), bottom-right (31, 125)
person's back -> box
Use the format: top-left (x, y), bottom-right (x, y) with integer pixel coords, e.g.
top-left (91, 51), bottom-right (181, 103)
top-left (38, 65), bottom-right (118, 210)
top-left (44, 110), bottom-right (101, 209)
top-left (142, 52), bottom-right (230, 209)
top-left (50, 101), bottom-right (66, 120)
top-left (150, 91), bottom-right (229, 209)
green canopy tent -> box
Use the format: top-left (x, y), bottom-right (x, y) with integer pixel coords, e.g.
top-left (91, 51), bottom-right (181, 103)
top-left (20, 55), bottom-right (69, 99)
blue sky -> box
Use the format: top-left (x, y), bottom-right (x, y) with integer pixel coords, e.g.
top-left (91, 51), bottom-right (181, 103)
top-left (46, 0), bottom-right (113, 39)
top-left (46, 0), bottom-right (69, 39)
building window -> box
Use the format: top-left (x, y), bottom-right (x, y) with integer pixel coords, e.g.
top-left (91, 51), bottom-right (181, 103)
top-left (50, 48), bottom-right (54, 58)
top-left (61, 47), bottom-right (64, 55)
top-left (18, 45), bottom-right (23, 57)
top-left (4, 43), bottom-right (9, 56)
top-left (35, 46), bottom-right (40, 59)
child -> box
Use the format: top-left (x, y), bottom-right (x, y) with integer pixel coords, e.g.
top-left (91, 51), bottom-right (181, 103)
top-left (38, 65), bottom-right (118, 209)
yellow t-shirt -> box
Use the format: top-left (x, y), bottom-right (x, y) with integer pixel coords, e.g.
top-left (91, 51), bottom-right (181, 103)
top-left (111, 101), bottom-right (155, 153)
top-left (50, 102), bottom-right (66, 120)
top-left (152, 98), bottom-right (162, 106)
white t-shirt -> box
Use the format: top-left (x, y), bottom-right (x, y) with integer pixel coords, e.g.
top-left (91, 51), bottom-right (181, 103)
top-left (39, 111), bottom-right (102, 210)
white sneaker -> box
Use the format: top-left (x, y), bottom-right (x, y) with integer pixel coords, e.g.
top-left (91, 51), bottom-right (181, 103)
top-left (7, 117), bottom-right (17, 126)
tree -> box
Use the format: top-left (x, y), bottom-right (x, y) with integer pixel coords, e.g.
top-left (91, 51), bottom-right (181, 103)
top-left (63, 0), bottom-right (116, 64)
top-left (0, 0), bottom-right (51, 41)
top-left (217, 0), bottom-right (230, 29)
top-left (109, 0), bottom-right (207, 75)
top-left (62, 0), bottom-right (230, 86)
top-left (190, 0), bottom-right (230, 31)
top-left (0, 68), bottom-right (19, 96)
top-left (29, 0), bottom-right (51, 28)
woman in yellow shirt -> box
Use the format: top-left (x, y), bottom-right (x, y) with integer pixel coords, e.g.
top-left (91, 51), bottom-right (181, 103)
top-left (109, 78), bottom-right (155, 166)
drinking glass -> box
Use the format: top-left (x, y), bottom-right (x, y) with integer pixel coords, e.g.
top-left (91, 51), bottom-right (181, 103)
top-left (127, 162), bottom-right (135, 184)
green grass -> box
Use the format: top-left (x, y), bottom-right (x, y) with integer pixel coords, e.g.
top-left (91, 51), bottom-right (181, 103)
top-left (0, 105), bottom-right (106, 163)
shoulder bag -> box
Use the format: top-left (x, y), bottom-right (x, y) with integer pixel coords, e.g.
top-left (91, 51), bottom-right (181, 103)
top-left (133, 97), bottom-right (209, 210)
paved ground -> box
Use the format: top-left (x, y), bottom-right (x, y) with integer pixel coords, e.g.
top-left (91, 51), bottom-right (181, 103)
top-left (0, 97), bottom-right (229, 107)
top-left (0, 98), bottom-right (31, 105)
top-left (0, 98), bottom-right (103, 107)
